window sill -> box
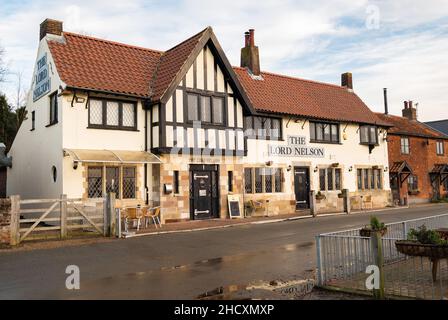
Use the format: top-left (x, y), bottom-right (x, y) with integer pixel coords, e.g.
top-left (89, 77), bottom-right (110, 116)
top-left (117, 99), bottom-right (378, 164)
top-left (310, 140), bottom-right (341, 145)
top-left (46, 121), bottom-right (58, 128)
top-left (360, 142), bottom-right (379, 147)
top-left (87, 126), bottom-right (139, 132)
top-left (246, 137), bottom-right (284, 141)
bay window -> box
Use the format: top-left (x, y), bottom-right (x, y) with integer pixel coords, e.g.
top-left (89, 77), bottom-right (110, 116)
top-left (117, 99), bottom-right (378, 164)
top-left (360, 125), bottom-right (378, 145)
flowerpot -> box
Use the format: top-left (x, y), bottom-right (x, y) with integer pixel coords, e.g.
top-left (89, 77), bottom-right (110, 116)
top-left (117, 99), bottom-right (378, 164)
top-left (360, 227), bottom-right (387, 238)
top-left (395, 241), bottom-right (448, 259)
top-left (315, 195), bottom-right (326, 201)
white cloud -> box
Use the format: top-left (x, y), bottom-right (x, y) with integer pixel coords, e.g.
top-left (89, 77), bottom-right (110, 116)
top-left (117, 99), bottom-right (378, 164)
top-left (0, 0), bottom-right (447, 121)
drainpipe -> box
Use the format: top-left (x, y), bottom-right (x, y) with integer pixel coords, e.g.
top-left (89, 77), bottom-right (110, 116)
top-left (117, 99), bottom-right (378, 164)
top-left (144, 99), bottom-right (150, 205)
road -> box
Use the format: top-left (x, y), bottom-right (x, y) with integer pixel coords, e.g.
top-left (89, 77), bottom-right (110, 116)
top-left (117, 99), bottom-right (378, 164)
top-left (0, 204), bottom-right (447, 299)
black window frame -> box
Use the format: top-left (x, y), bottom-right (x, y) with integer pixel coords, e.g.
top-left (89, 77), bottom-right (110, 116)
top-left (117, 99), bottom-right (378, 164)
top-left (244, 116), bottom-right (282, 140)
top-left (359, 125), bottom-right (378, 145)
top-left (48, 91), bottom-right (58, 126)
top-left (173, 171), bottom-right (180, 194)
top-left (244, 167), bottom-right (283, 194)
top-left (319, 168), bottom-right (342, 191)
top-left (310, 121), bottom-right (340, 144)
top-left (186, 92), bottom-right (226, 126)
top-left (228, 171), bottom-right (233, 192)
top-left (88, 98), bottom-right (138, 131)
top-left (31, 111), bottom-right (35, 131)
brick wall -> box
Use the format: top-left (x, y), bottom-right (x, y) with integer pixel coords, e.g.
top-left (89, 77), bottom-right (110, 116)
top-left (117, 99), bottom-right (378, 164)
top-left (0, 198), bottom-right (11, 245)
top-left (388, 135), bottom-right (448, 203)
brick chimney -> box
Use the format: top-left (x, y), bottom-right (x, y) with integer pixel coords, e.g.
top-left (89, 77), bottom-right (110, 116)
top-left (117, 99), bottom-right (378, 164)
top-left (402, 100), bottom-right (417, 120)
top-left (341, 72), bottom-right (353, 90)
top-left (240, 29), bottom-right (261, 76)
top-left (40, 19), bottom-right (63, 41)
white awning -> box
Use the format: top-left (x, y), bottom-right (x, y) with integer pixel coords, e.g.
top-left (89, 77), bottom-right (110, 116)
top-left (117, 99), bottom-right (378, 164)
top-left (63, 149), bottom-right (162, 164)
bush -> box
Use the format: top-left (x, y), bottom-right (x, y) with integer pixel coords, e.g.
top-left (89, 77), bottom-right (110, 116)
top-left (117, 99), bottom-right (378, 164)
top-left (369, 216), bottom-right (385, 231)
top-left (407, 225), bottom-right (448, 245)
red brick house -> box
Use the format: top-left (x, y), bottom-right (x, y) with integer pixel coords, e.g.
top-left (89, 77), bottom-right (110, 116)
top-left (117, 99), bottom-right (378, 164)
top-left (376, 102), bottom-right (448, 205)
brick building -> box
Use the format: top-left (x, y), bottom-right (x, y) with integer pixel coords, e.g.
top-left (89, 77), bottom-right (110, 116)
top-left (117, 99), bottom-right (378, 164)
top-left (376, 102), bottom-right (448, 205)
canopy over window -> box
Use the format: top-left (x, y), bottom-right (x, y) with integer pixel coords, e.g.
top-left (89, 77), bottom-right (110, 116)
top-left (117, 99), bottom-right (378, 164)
top-left (64, 149), bottom-right (162, 164)
top-left (430, 164), bottom-right (448, 184)
top-left (389, 161), bottom-right (413, 186)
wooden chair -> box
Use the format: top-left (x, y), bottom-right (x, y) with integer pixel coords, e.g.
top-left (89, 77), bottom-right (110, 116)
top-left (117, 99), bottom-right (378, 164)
top-left (248, 200), bottom-right (267, 216)
top-left (143, 206), bottom-right (161, 228)
top-left (124, 207), bottom-right (143, 231)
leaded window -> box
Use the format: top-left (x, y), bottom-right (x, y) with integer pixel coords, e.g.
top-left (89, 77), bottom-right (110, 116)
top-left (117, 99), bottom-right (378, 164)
top-left (320, 168), bottom-right (342, 191)
top-left (244, 167), bottom-right (283, 194)
top-left (106, 167), bottom-right (119, 195)
top-left (89, 99), bottom-right (137, 130)
top-left (88, 167), bottom-right (103, 198)
top-left (123, 167), bottom-right (136, 199)
top-left (244, 168), bottom-right (253, 193)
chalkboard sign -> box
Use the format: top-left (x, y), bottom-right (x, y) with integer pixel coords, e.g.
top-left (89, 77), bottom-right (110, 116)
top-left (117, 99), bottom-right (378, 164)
top-left (227, 195), bottom-right (242, 219)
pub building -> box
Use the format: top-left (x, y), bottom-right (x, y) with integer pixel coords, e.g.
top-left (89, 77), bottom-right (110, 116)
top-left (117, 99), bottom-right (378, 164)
top-left (7, 19), bottom-right (392, 223)
top-left (376, 100), bottom-right (448, 205)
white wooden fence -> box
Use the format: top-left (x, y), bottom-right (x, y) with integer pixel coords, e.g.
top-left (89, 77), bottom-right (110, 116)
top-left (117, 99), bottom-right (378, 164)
top-left (9, 193), bottom-right (116, 245)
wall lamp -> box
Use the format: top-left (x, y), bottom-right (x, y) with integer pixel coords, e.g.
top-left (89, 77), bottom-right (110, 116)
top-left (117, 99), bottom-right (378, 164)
top-left (348, 166), bottom-right (353, 172)
top-left (314, 166), bottom-right (319, 173)
top-left (287, 165), bottom-right (292, 172)
top-left (384, 167), bottom-right (389, 173)
top-left (73, 161), bottom-right (79, 170)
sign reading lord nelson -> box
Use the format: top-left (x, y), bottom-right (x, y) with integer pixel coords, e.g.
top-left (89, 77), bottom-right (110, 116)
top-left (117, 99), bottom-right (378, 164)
top-left (268, 135), bottom-right (325, 158)
top-left (33, 53), bottom-right (51, 102)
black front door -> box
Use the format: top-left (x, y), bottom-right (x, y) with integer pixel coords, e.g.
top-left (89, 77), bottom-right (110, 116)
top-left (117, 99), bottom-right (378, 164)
top-left (190, 165), bottom-right (219, 220)
top-left (294, 167), bottom-right (310, 210)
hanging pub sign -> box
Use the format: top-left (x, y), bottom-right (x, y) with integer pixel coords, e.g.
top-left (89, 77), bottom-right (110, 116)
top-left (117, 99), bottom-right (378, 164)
top-left (33, 53), bottom-right (51, 101)
top-left (268, 135), bottom-right (325, 158)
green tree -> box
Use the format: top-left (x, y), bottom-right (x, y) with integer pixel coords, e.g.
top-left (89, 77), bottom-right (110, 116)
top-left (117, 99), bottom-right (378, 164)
top-left (0, 94), bottom-right (27, 152)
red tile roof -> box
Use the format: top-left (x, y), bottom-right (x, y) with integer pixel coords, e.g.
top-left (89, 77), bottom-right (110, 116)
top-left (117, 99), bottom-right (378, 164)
top-left (233, 67), bottom-right (388, 126)
top-left (48, 29), bottom-right (386, 125)
top-left (151, 28), bottom-right (208, 101)
top-left (375, 113), bottom-right (448, 139)
top-left (48, 32), bottom-right (162, 97)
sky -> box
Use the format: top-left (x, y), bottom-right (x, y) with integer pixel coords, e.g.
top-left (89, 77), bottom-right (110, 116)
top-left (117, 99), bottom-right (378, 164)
top-left (0, 0), bottom-right (447, 121)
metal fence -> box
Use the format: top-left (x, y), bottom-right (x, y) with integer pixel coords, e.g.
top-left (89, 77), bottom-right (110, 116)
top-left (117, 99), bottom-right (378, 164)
top-left (316, 213), bottom-right (448, 299)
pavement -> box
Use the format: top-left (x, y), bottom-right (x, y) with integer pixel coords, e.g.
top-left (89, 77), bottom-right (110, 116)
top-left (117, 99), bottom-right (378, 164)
top-left (0, 204), bottom-right (447, 300)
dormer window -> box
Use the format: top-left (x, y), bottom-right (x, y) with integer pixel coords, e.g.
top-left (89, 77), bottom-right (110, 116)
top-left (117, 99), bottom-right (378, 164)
top-left (88, 98), bottom-right (137, 131)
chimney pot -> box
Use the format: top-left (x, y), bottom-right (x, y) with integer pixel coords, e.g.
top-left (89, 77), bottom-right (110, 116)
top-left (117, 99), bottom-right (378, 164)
top-left (383, 88), bottom-right (389, 115)
top-left (241, 29), bottom-right (261, 76)
top-left (402, 100), bottom-right (417, 120)
top-left (249, 29), bottom-right (255, 47)
top-left (244, 32), bottom-right (250, 47)
top-left (341, 72), bottom-right (353, 90)
top-left (40, 18), bottom-right (63, 40)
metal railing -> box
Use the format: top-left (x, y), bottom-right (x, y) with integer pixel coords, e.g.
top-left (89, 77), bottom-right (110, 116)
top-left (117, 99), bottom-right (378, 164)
top-left (316, 213), bottom-right (448, 299)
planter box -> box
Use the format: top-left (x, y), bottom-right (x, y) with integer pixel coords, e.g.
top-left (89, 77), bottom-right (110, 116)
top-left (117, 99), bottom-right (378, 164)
top-left (395, 241), bottom-right (448, 259)
top-left (360, 228), bottom-right (387, 238)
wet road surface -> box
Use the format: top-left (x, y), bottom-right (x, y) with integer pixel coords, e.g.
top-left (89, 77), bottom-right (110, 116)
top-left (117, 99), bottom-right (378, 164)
top-left (0, 205), bottom-right (447, 299)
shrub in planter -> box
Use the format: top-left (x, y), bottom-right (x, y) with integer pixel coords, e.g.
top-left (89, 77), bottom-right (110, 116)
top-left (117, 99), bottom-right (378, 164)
top-left (395, 225), bottom-right (448, 259)
top-left (315, 191), bottom-right (326, 200)
top-left (360, 216), bottom-right (387, 237)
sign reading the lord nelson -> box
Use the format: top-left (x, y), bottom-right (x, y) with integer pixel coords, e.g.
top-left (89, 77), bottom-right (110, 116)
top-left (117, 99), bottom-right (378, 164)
top-left (268, 135), bottom-right (325, 158)
top-left (33, 53), bottom-right (51, 101)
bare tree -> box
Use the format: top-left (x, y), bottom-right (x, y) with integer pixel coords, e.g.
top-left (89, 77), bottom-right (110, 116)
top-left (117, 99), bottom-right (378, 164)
top-left (13, 71), bottom-right (27, 109)
top-left (0, 44), bottom-right (6, 84)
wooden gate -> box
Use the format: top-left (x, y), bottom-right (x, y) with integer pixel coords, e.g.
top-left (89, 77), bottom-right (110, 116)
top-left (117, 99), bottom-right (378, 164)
top-left (9, 194), bottom-right (115, 245)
